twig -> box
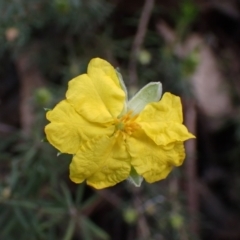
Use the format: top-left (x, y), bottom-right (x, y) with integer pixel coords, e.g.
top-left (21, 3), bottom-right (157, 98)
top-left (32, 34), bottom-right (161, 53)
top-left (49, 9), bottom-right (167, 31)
top-left (184, 99), bottom-right (198, 235)
top-left (132, 187), bottom-right (150, 239)
top-left (16, 43), bottom-right (45, 137)
top-left (169, 175), bottom-right (189, 240)
top-left (128, 0), bottom-right (155, 87)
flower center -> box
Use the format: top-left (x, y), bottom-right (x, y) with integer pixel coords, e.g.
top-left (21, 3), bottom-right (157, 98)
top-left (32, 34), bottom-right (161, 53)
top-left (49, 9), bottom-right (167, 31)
top-left (114, 111), bottom-right (140, 137)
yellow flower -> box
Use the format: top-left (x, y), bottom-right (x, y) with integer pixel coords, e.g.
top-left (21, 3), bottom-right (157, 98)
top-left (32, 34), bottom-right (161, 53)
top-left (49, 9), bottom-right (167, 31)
top-left (45, 58), bottom-right (195, 189)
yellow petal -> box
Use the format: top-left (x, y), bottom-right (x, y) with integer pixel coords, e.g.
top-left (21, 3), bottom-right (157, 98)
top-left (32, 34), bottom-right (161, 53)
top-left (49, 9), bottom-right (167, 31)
top-left (139, 122), bottom-right (194, 145)
top-left (127, 130), bottom-right (186, 183)
top-left (138, 92), bottom-right (183, 123)
top-left (137, 92), bottom-right (195, 145)
top-left (66, 58), bottom-right (125, 123)
top-left (70, 135), bottom-right (131, 189)
top-left (45, 100), bottom-right (114, 154)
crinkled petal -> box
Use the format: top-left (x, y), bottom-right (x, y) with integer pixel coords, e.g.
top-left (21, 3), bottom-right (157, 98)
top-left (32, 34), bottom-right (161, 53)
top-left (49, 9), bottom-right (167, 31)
top-left (139, 122), bottom-right (194, 146)
top-left (66, 58), bottom-right (125, 123)
top-left (137, 92), bottom-right (195, 145)
top-left (45, 100), bottom-right (114, 154)
top-left (138, 92), bottom-right (183, 123)
top-left (70, 135), bottom-right (131, 189)
top-left (126, 130), bottom-right (186, 183)
top-left (87, 58), bottom-right (126, 117)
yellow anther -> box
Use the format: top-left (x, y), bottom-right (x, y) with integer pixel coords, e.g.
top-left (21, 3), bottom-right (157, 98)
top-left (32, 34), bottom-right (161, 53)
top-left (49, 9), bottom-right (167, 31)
top-left (114, 111), bottom-right (140, 137)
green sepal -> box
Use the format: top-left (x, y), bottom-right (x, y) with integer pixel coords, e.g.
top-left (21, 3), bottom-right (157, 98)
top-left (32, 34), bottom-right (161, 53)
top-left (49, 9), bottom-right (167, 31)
top-left (116, 68), bottom-right (128, 116)
top-left (57, 152), bottom-right (62, 157)
top-left (127, 82), bottom-right (162, 115)
top-left (44, 108), bottom-right (51, 112)
top-left (116, 68), bottom-right (128, 100)
top-left (127, 167), bottom-right (143, 187)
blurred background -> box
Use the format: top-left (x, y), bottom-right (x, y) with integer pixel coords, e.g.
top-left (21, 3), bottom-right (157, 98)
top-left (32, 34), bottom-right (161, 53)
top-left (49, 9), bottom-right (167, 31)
top-left (1, 0), bottom-right (240, 239)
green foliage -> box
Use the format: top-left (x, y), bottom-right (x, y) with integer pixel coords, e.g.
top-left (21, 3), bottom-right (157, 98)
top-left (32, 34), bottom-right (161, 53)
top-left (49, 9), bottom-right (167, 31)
top-left (0, 107), bottom-right (110, 240)
top-left (0, 0), bottom-right (113, 42)
top-left (176, 0), bottom-right (199, 40)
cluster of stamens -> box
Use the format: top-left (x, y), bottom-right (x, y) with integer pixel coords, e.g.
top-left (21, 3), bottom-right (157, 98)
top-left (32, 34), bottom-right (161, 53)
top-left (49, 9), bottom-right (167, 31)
top-left (114, 111), bottom-right (141, 138)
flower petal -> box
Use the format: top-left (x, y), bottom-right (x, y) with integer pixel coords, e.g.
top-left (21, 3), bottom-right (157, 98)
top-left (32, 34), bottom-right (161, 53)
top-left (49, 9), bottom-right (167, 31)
top-left (87, 58), bottom-right (126, 117)
top-left (138, 92), bottom-right (183, 123)
top-left (137, 92), bottom-right (195, 145)
top-left (127, 130), bottom-right (186, 183)
top-left (66, 58), bottom-right (125, 123)
top-left (45, 100), bottom-right (114, 154)
top-left (139, 122), bottom-right (194, 146)
top-left (70, 135), bottom-right (131, 189)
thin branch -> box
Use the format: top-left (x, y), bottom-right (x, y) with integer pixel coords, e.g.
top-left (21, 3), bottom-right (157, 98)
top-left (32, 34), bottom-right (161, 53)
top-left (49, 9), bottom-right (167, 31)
top-left (184, 99), bottom-right (198, 235)
top-left (132, 187), bottom-right (150, 239)
top-left (16, 43), bottom-right (45, 137)
top-left (128, 0), bottom-right (155, 87)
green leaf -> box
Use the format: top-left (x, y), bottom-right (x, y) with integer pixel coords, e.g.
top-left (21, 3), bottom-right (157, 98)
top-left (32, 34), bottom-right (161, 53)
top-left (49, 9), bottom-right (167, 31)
top-left (75, 184), bottom-right (85, 205)
top-left (60, 182), bottom-right (73, 207)
top-left (81, 195), bottom-right (99, 211)
top-left (14, 207), bottom-right (29, 229)
top-left (82, 216), bottom-right (110, 240)
top-left (127, 82), bottom-right (162, 115)
top-left (63, 219), bottom-right (75, 240)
